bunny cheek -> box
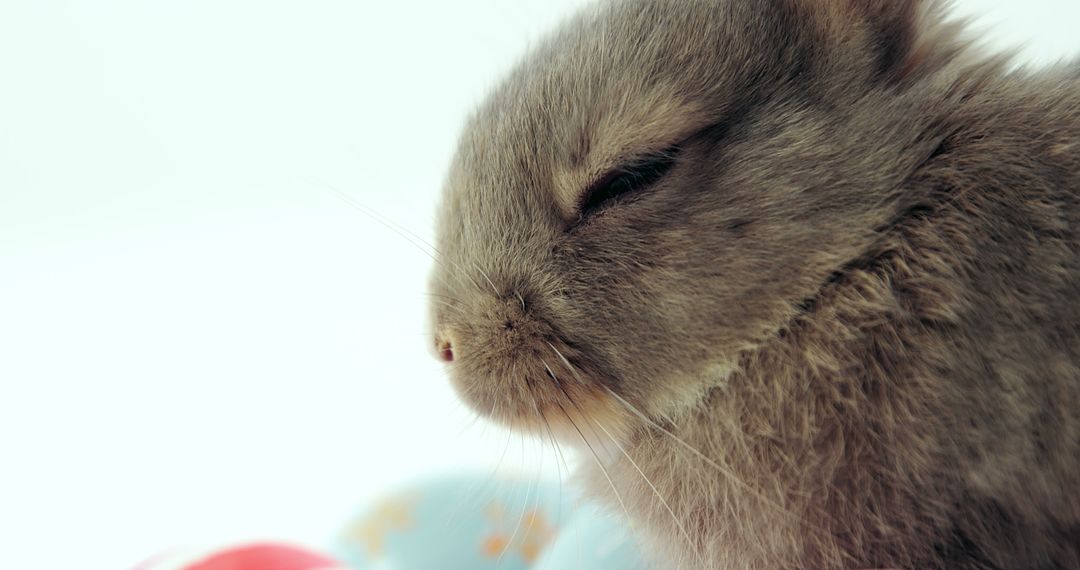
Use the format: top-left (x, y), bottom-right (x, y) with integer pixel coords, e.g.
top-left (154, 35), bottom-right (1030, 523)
top-left (442, 299), bottom-right (633, 445)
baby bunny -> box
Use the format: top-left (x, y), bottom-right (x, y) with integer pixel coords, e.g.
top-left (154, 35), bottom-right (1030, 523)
top-left (429, 0), bottom-right (1080, 568)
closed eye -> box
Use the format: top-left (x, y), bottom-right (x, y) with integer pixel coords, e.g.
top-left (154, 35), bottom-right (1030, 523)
top-left (578, 145), bottom-right (680, 219)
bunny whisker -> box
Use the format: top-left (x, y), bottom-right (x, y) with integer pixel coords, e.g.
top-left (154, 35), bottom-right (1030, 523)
top-left (312, 177), bottom-right (490, 297)
top-left (545, 341), bottom-right (786, 520)
top-left (496, 458), bottom-right (537, 567)
top-left (534, 386), bottom-right (574, 481)
top-left (312, 178), bottom-right (438, 255)
top-left (424, 292), bottom-right (468, 305)
top-left (476, 266), bottom-right (501, 297)
top-left (550, 394), bottom-right (634, 531)
top-left (586, 402), bottom-right (707, 569)
top-left (598, 384), bottom-right (804, 521)
top-left (428, 298), bottom-right (467, 315)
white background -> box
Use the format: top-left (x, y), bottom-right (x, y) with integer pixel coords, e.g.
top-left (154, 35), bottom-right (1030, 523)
top-left (1, 1), bottom-right (1078, 568)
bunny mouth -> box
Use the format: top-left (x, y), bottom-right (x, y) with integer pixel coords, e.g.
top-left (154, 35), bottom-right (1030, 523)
top-left (438, 301), bottom-right (636, 447)
top-left (454, 344), bottom-right (633, 446)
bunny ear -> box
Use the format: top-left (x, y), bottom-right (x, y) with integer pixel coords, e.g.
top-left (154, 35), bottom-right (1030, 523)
top-left (805, 0), bottom-right (960, 82)
top-left (854, 0), bottom-right (923, 79)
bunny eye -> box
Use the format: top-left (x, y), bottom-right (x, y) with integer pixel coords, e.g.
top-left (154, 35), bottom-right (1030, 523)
top-left (577, 146), bottom-right (680, 219)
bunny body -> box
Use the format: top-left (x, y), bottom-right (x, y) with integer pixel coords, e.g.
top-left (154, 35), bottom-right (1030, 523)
top-left (430, 1), bottom-right (1080, 568)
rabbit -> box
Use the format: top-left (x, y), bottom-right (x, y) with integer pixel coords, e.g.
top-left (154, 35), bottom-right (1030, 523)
top-left (427, 0), bottom-right (1080, 568)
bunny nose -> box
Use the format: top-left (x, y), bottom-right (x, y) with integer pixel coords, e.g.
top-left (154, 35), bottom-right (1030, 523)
top-left (434, 334), bottom-right (455, 363)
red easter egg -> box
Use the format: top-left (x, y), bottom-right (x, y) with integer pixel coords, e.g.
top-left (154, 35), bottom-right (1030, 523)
top-left (134, 542), bottom-right (347, 570)
top-left (189, 543), bottom-right (342, 570)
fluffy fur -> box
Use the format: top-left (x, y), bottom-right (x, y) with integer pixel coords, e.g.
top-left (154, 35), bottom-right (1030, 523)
top-left (428, 0), bottom-right (1080, 568)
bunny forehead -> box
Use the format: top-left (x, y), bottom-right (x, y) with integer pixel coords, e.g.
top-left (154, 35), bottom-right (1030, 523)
top-left (461, 71), bottom-right (723, 222)
top-left (449, 0), bottom-right (783, 223)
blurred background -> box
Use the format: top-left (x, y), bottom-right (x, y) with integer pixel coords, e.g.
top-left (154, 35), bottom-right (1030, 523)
top-left (1, 1), bottom-right (1077, 568)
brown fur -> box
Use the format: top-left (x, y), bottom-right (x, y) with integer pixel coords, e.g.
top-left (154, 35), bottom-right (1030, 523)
top-left (428, 0), bottom-right (1080, 568)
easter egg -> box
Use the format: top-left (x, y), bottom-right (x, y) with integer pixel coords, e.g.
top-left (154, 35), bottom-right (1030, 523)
top-left (533, 503), bottom-right (647, 570)
top-left (334, 475), bottom-right (574, 570)
top-left (133, 542), bottom-right (346, 570)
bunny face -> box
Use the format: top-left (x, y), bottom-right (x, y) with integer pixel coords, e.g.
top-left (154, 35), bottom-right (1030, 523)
top-left (429, 0), bottom-right (953, 440)
top-left (424, 2), bottom-right (1080, 568)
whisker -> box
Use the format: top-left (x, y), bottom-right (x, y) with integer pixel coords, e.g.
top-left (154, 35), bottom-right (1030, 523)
top-left (545, 345), bottom-right (825, 537)
top-left (590, 414), bottom-right (706, 569)
top-left (552, 396), bottom-right (634, 529)
top-left (547, 349), bottom-right (702, 566)
top-left (538, 410), bottom-right (569, 535)
top-left (444, 425), bottom-right (514, 529)
top-left (308, 176), bottom-right (487, 293)
top-left (520, 449), bottom-right (545, 564)
top-left (429, 298), bottom-right (467, 314)
top-left (476, 266), bottom-right (501, 297)
top-left (610, 389), bottom-right (843, 543)
top-left (523, 371), bottom-right (575, 543)
top-left (424, 292), bottom-right (468, 305)
top-left (544, 342), bottom-right (577, 380)
top-left (542, 362), bottom-right (636, 542)
top-left (496, 442), bottom-right (536, 567)
top-left (599, 385), bottom-right (798, 519)
top-left (522, 370), bottom-right (572, 479)
top-left (543, 415), bottom-right (574, 480)
top-left (308, 175), bottom-right (441, 253)
top-left (454, 411), bottom-right (482, 436)
top-left (311, 177), bottom-right (437, 256)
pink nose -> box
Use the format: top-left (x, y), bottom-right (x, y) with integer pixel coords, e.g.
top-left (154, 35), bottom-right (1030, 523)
top-left (434, 336), bottom-right (454, 363)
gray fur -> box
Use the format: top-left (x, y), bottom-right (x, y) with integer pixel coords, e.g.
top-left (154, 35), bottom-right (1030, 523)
top-left (428, 0), bottom-right (1080, 568)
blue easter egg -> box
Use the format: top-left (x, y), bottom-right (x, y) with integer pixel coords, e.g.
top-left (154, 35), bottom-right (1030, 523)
top-left (333, 475), bottom-right (575, 570)
top-left (533, 502), bottom-right (648, 570)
